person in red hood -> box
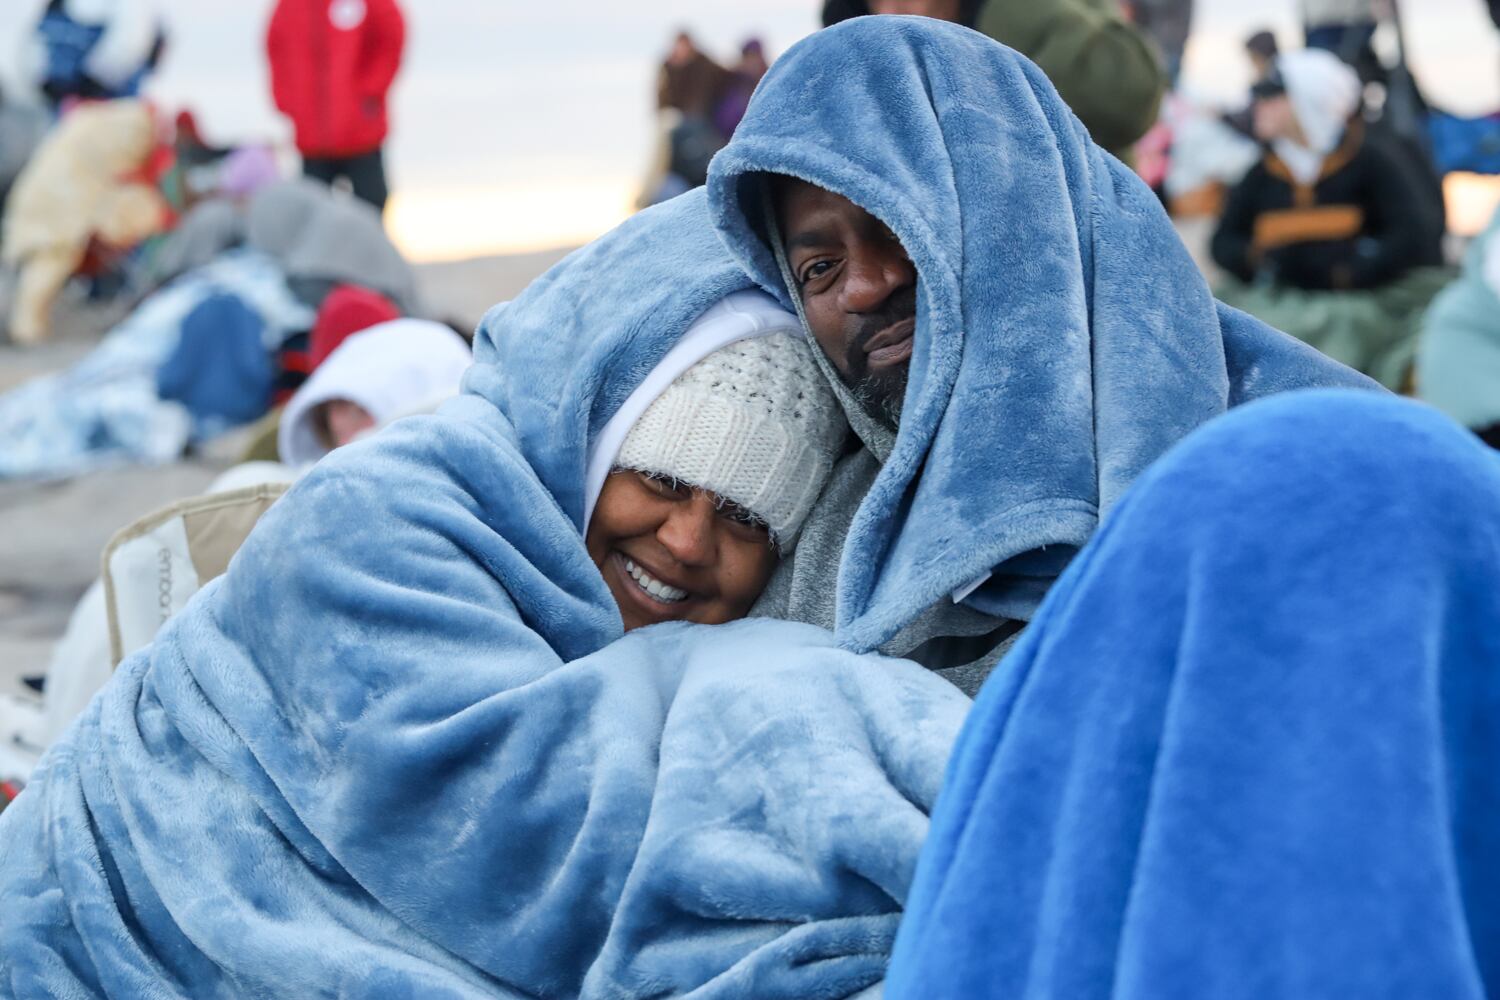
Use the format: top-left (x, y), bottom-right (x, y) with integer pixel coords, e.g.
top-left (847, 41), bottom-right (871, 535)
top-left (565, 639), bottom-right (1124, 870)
top-left (266, 0), bottom-right (404, 214)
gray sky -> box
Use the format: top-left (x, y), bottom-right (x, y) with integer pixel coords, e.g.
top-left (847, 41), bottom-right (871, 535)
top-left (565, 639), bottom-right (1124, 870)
top-left (3, 1), bottom-right (1497, 256)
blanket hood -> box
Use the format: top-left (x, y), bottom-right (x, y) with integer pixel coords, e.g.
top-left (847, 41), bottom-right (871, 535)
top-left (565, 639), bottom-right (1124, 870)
top-left (708, 16), bottom-right (1374, 652)
top-left (467, 189), bottom-right (767, 536)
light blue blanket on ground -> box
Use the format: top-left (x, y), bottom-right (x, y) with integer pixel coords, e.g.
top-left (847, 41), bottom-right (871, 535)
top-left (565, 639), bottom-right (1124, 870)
top-left (0, 250), bottom-right (310, 480)
top-left (0, 192), bottom-right (970, 998)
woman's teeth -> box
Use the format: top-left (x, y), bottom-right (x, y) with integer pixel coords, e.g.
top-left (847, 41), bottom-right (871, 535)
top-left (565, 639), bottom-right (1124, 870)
top-left (623, 557), bottom-right (689, 603)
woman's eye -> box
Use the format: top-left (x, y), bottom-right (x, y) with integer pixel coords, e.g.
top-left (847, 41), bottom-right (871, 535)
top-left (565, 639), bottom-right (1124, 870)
top-left (639, 472), bottom-right (689, 498)
top-left (720, 505), bottom-right (769, 536)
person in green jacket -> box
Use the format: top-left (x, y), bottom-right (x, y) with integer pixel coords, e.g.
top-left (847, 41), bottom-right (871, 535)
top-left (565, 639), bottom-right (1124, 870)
top-left (820, 0), bottom-right (1164, 159)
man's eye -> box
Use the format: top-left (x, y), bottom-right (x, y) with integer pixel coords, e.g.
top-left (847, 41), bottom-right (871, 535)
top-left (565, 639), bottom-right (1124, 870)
top-left (800, 260), bottom-right (834, 285)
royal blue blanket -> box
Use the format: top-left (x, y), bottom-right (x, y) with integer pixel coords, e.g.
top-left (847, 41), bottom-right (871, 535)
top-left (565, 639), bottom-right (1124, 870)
top-left (0, 192), bottom-right (970, 998)
top-left (887, 390), bottom-right (1500, 997)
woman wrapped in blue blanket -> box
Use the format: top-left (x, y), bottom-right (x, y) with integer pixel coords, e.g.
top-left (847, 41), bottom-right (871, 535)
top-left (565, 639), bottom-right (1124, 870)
top-left (0, 191), bottom-right (974, 999)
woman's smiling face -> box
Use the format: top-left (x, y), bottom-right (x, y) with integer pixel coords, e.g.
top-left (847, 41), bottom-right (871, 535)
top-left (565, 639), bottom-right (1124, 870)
top-left (585, 470), bottom-right (780, 631)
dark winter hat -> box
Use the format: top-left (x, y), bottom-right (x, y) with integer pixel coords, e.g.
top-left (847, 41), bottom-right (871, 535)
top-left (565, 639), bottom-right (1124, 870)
top-left (1245, 30), bottom-right (1279, 61)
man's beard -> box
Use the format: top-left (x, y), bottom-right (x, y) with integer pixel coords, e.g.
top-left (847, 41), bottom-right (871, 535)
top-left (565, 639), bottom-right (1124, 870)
top-left (841, 286), bottom-right (916, 431)
top-left (849, 365), bottom-right (907, 431)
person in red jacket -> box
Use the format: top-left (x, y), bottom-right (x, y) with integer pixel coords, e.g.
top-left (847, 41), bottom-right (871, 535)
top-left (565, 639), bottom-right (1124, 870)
top-left (266, 0), bottom-right (404, 213)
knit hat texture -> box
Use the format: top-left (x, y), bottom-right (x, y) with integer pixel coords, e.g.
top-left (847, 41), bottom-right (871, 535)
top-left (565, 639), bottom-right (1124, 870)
top-left (615, 331), bottom-right (845, 546)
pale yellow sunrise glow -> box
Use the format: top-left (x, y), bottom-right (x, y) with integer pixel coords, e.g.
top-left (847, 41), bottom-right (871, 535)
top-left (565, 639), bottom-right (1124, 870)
top-left (386, 177), bottom-right (638, 262)
top-left (1444, 173), bottom-right (1500, 238)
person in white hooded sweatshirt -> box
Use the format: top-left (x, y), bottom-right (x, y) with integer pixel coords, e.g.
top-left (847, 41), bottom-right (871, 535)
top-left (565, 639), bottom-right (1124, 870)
top-left (278, 317), bottom-right (474, 468)
top-left (1211, 48), bottom-right (1449, 390)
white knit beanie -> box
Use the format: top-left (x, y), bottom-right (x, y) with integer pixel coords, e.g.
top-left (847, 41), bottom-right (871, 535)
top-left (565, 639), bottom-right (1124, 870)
top-left (614, 330), bottom-right (844, 547)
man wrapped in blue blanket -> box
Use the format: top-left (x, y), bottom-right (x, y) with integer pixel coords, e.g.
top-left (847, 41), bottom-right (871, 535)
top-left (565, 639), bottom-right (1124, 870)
top-left (707, 16), bottom-right (1371, 690)
top-left (704, 17), bottom-right (1500, 998)
top-left (0, 191), bottom-right (974, 998)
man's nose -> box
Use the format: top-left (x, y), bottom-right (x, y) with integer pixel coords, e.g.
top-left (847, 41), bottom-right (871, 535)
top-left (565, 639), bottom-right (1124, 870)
top-left (657, 492), bottom-right (718, 567)
top-left (840, 244), bottom-right (916, 314)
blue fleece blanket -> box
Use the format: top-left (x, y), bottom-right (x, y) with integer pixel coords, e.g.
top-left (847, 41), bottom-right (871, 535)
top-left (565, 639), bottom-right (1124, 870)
top-left (708, 17), bottom-right (1374, 650)
top-left (0, 192), bottom-right (970, 998)
top-left (886, 390), bottom-right (1500, 997)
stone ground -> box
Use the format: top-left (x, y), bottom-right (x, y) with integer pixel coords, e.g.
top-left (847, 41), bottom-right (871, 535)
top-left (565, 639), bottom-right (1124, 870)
top-left (0, 248), bottom-right (571, 703)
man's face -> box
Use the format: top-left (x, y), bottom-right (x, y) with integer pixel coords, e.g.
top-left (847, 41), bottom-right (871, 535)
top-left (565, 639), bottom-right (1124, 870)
top-left (775, 178), bottom-right (917, 427)
top-left (869, 0), bottom-right (963, 21)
